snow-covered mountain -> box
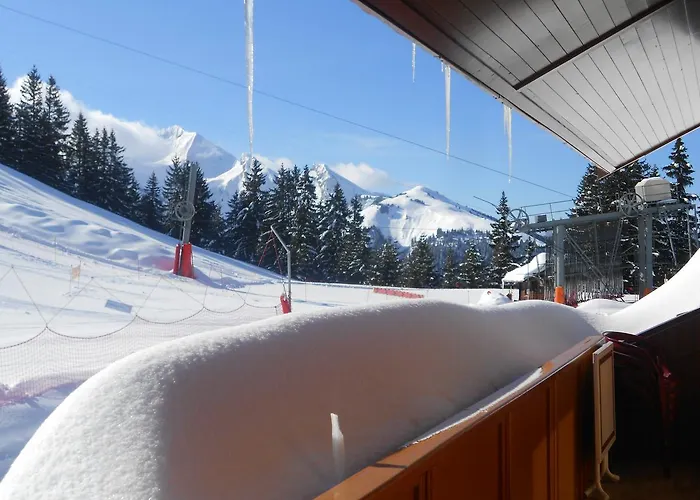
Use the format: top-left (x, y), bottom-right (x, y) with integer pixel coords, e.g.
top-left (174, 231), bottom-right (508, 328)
top-left (206, 156), bottom-right (372, 208)
top-left (143, 127), bottom-right (495, 246)
top-left (123, 125), bottom-right (495, 246)
top-left (362, 186), bottom-right (495, 247)
top-left (125, 126), bottom-right (237, 182)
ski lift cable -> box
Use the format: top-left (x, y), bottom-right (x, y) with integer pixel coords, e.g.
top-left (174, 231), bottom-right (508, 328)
top-left (0, 3), bottom-right (573, 199)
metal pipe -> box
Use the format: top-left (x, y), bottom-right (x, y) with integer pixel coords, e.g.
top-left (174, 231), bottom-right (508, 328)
top-left (181, 163), bottom-right (198, 245)
top-left (688, 207), bottom-right (693, 262)
top-left (645, 212), bottom-right (653, 291)
top-left (270, 225), bottom-right (292, 310)
top-left (554, 224), bottom-right (565, 288)
top-left (638, 215), bottom-right (646, 292)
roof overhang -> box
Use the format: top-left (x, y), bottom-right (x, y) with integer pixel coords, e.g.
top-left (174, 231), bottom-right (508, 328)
top-left (353, 0), bottom-right (700, 173)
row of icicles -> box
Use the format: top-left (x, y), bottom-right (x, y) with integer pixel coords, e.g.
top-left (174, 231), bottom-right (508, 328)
top-left (243, 2), bottom-right (512, 183)
top-left (426, 42), bottom-right (513, 182)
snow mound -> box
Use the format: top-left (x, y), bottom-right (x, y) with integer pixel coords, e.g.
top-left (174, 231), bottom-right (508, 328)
top-left (608, 249), bottom-right (700, 333)
top-left (577, 299), bottom-right (630, 316)
top-left (477, 290), bottom-right (512, 306)
top-left (1, 300), bottom-right (599, 500)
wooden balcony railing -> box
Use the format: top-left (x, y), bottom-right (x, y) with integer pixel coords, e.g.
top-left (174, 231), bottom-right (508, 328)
top-left (316, 336), bottom-right (601, 500)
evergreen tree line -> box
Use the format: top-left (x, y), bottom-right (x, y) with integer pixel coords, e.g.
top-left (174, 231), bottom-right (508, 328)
top-left (570, 138), bottom-right (697, 290)
top-left (0, 64), bottom-right (533, 289)
top-left (0, 65), bottom-right (141, 220)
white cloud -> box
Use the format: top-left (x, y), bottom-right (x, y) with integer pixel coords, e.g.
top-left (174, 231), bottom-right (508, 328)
top-left (330, 162), bottom-right (400, 192)
top-left (8, 78), bottom-right (403, 192)
top-left (9, 77), bottom-right (172, 167)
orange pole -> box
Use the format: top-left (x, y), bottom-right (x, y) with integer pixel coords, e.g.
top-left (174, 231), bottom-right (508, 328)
top-left (554, 286), bottom-right (565, 304)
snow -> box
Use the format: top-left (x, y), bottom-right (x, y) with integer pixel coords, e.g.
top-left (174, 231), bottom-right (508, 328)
top-left (606, 249), bottom-right (700, 333)
top-left (5, 150), bottom-right (696, 497)
top-left (477, 290), bottom-right (512, 306)
top-left (0, 299), bottom-right (600, 500)
top-left (502, 252), bottom-right (547, 284)
top-left (444, 64), bottom-right (451, 159)
top-left (362, 186), bottom-right (494, 247)
top-left (244, 0), bottom-right (255, 155)
top-left (577, 299), bottom-right (630, 316)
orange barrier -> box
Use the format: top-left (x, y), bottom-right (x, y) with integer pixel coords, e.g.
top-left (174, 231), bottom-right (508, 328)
top-left (372, 287), bottom-right (424, 299)
top-left (554, 285), bottom-right (565, 304)
top-left (280, 294), bottom-right (291, 314)
top-left (180, 243), bottom-right (195, 279)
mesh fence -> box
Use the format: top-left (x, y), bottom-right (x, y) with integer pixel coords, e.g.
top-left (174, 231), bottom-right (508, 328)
top-left (0, 261), bottom-right (285, 406)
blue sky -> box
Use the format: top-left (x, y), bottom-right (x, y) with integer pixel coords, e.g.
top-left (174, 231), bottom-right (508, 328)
top-left (0, 0), bottom-right (698, 216)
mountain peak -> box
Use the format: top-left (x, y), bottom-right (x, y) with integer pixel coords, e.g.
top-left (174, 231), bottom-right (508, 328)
top-left (158, 125), bottom-right (188, 140)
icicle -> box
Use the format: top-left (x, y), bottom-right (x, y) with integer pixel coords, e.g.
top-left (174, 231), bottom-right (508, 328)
top-left (244, 0), bottom-right (254, 156)
top-left (330, 413), bottom-right (345, 484)
top-left (503, 104), bottom-right (512, 183)
top-left (445, 65), bottom-right (451, 160)
top-left (441, 60), bottom-right (444, 73)
top-left (412, 42), bottom-right (416, 83)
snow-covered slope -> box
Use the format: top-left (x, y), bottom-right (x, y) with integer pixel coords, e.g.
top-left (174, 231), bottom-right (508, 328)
top-left (206, 159), bottom-right (372, 207)
top-left (362, 186), bottom-right (494, 247)
top-left (0, 163), bottom-right (273, 284)
top-left (607, 249), bottom-right (700, 333)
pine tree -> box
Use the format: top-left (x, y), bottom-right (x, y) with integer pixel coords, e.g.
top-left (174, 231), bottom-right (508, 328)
top-left (664, 138), bottom-right (694, 200)
top-left (570, 164), bottom-right (604, 217)
top-left (291, 166), bottom-right (319, 279)
top-left (523, 238), bottom-right (537, 264)
top-left (107, 131), bottom-right (140, 219)
top-left (189, 164), bottom-right (221, 249)
top-left (138, 172), bottom-right (164, 231)
top-left (316, 183), bottom-right (350, 282)
top-left (663, 138), bottom-right (696, 267)
top-left (66, 113), bottom-right (97, 202)
top-left (162, 156), bottom-right (188, 237)
top-left (489, 191), bottom-right (521, 282)
top-left (93, 128), bottom-right (111, 209)
top-left (403, 235), bottom-right (437, 288)
top-left (259, 166), bottom-right (294, 270)
top-left (14, 66), bottom-right (45, 177)
top-left (441, 247), bottom-right (459, 288)
top-left (369, 240), bottom-right (401, 286)
top-left (340, 195), bottom-right (371, 284)
top-left (227, 158), bottom-right (267, 262)
top-left (162, 157), bottom-right (220, 248)
top-left (41, 75), bottom-right (70, 189)
top-left (222, 190), bottom-right (242, 258)
top-left (459, 243), bottom-right (486, 288)
top-left (0, 65), bottom-right (14, 168)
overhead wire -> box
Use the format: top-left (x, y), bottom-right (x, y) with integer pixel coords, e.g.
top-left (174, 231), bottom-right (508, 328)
top-left (0, 3), bottom-right (574, 199)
